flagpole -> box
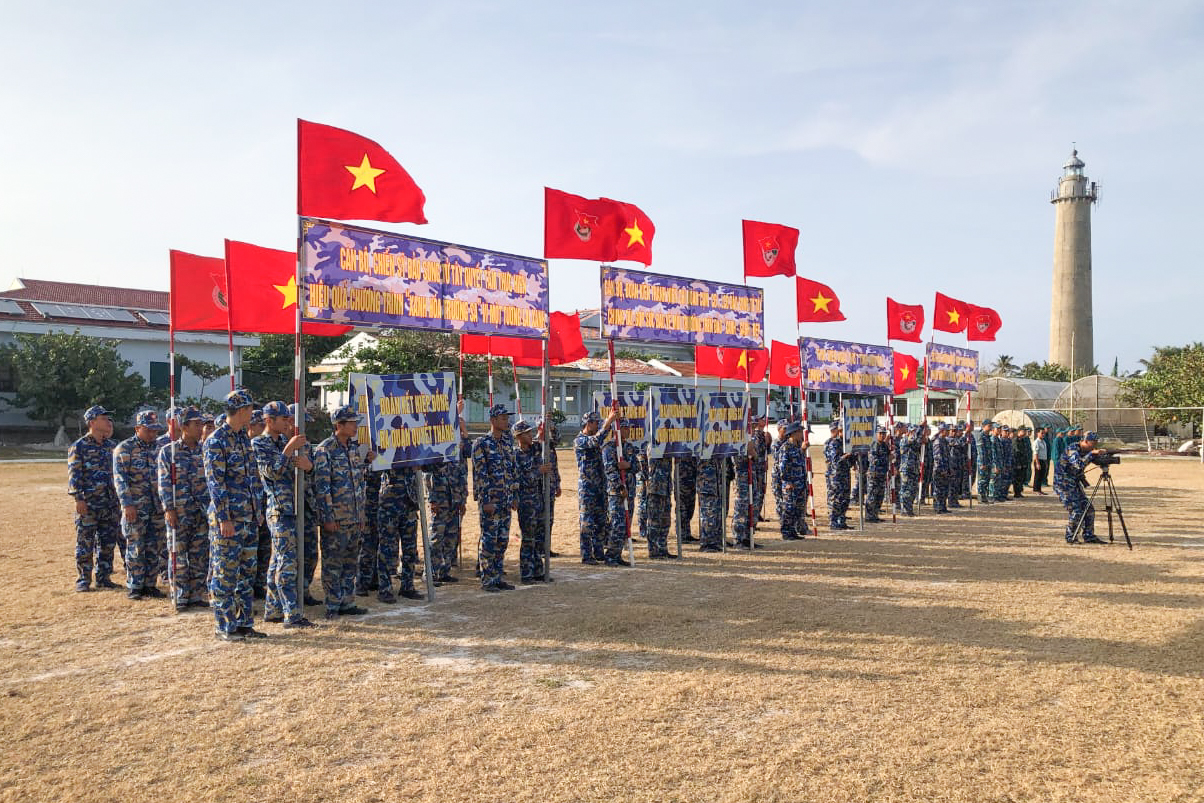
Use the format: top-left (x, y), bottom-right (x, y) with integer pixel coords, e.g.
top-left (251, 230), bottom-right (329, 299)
top-left (886, 329), bottom-right (898, 525)
top-left (293, 218), bottom-right (306, 611)
top-left (608, 339), bottom-right (634, 565)
top-left (167, 316), bottom-right (178, 603)
top-left (745, 358), bottom-right (755, 551)
top-left (222, 242), bottom-right (237, 391)
top-left (796, 322), bottom-right (819, 535)
top-left (487, 350), bottom-right (494, 409)
top-left (540, 338), bottom-right (552, 581)
top-left (512, 363), bottom-right (522, 420)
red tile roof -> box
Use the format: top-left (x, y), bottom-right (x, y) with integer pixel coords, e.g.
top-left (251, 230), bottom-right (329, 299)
top-left (1, 278), bottom-right (168, 311)
top-left (559, 357), bottom-right (671, 376)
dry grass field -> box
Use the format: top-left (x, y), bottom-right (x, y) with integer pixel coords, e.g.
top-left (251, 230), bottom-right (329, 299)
top-left (2, 453), bottom-right (1203, 802)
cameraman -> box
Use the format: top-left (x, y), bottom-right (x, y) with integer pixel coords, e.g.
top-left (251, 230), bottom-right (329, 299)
top-left (1053, 430), bottom-right (1107, 544)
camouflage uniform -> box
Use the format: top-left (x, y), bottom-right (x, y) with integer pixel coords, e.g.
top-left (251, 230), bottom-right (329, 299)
top-left (898, 428), bottom-right (922, 515)
top-left (645, 456), bottom-right (673, 557)
top-left (157, 431), bottom-right (210, 606)
top-left (512, 422), bottom-right (548, 581)
top-left (252, 425), bottom-right (305, 623)
top-left (731, 436), bottom-right (759, 545)
top-left (931, 429), bottom-right (952, 513)
top-left (426, 435), bottom-right (470, 582)
top-left (545, 426), bottom-right (562, 550)
top-left (1054, 439), bottom-right (1101, 543)
top-left (993, 432), bottom-right (1012, 501)
top-left (356, 470), bottom-right (382, 593)
top-left (68, 415), bottom-right (121, 590)
top-left (249, 415), bottom-right (271, 599)
top-left (601, 437), bottom-right (633, 561)
top-left (473, 424), bottom-right (520, 589)
top-left (753, 430), bottom-right (769, 521)
top-left (777, 432), bottom-right (808, 539)
top-left (314, 425), bottom-right (370, 616)
top-left (204, 392), bottom-right (262, 638)
top-left (865, 435), bottom-right (890, 521)
top-left (113, 414), bottom-right (166, 595)
top-left (696, 455), bottom-right (723, 550)
top-left (574, 416), bottom-right (612, 562)
top-left (948, 430), bottom-right (966, 507)
top-left (634, 447), bottom-right (650, 541)
top-left (824, 434), bottom-right (851, 529)
top-left (377, 467), bottom-right (420, 600)
top-left (675, 455), bottom-right (698, 541)
top-left (973, 426), bottom-right (995, 503)
top-left (1012, 431), bottom-right (1033, 497)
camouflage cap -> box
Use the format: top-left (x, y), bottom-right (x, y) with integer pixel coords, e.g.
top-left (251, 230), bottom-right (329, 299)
top-left (780, 421), bottom-right (803, 438)
top-left (214, 413), bottom-right (227, 427)
top-left (249, 409), bottom-right (265, 426)
top-left (938, 423), bottom-right (950, 431)
top-left (331, 404), bottom-right (359, 423)
top-left (224, 388), bottom-right (254, 411)
top-left (83, 405), bottom-right (113, 422)
top-left (135, 410), bottom-right (166, 431)
top-left (1083, 430), bottom-right (1099, 441)
top-left (511, 420), bottom-right (534, 437)
top-left (488, 404), bottom-right (510, 418)
top-left (261, 401), bottom-right (289, 418)
top-left (288, 403), bottom-right (315, 423)
top-left (581, 411), bottom-right (602, 426)
top-left (178, 406), bottom-right (205, 424)
top-left (165, 405), bottom-right (184, 421)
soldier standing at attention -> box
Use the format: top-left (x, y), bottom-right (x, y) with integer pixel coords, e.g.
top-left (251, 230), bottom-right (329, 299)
top-left (731, 430), bottom-right (759, 549)
top-left (696, 452), bottom-right (724, 552)
top-left (69, 405), bottom-right (121, 592)
top-left (897, 425), bottom-right (922, 517)
top-left (824, 421), bottom-right (852, 530)
top-left (973, 420), bottom-right (995, 504)
top-left (204, 389), bottom-right (265, 641)
top-left (1012, 425), bottom-right (1033, 498)
top-left (931, 423), bottom-right (952, 514)
top-left (356, 470), bottom-right (382, 595)
top-left (287, 404), bottom-right (322, 605)
top-left (600, 421), bottom-right (634, 566)
top-left (644, 449), bottom-right (676, 559)
top-left (947, 424), bottom-right (965, 508)
top-left (512, 419), bottom-right (552, 583)
top-left (770, 418), bottom-right (790, 523)
top-left (621, 430), bottom-right (641, 541)
top-left (994, 425), bottom-right (1014, 501)
top-left (864, 427), bottom-right (890, 523)
top-left (377, 464), bottom-right (423, 603)
top-left (314, 405), bottom-right (372, 618)
top-left (247, 409), bottom-right (272, 601)
top-left (157, 407), bottom-right (211, 612)
top-left (473, 404), bottom-right (521, 591)
top-left (675, 453), bottom-right (699, 543)
top-left (634, 441), bottom-right (650, 542)
top-left (574, 410), bottom-right (615, 564)
top-left (539, 419), bottom-right (563, 558)
top-left (427, 398), bottom-right (470, 585)
top-left (777, 421), bottom-right (808, 540)
top-left (113, 410), bottom-right (167, 600)
top-left (251, 401), bottom-right (315, 628)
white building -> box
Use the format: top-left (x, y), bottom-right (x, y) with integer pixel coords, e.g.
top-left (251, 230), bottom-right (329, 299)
top-left (0, 278), bottom-right (258, 431)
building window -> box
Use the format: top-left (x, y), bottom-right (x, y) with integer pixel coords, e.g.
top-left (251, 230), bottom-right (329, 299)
top-left (148, 361), bottom-right (183, 390)
top-left (893, 398), bottom-right (908, 417)
top-left (0, 358), bottom-right (15, 393)
top-left (928, 398), bottom-right (956, 416)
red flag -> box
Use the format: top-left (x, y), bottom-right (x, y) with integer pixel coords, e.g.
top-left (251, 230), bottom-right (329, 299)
top-left (796, 277), bottom-right (846, 323)
top-left (170, 250), bottom-right (228, 332)
top-left (696, 346), bottom-right (736, 379)
top-left (886, 297), bottom-right (925, 342)
top-left (741, 220), bottom-right (798, 278)
top-left (965, 303), bottom-right (1003, 341)
top-left (547, 310), bottom-right (589, 365)
top-left (459, 334), bottom-right (539, 361)
top-left (459, 333), bottom-right (493, 356)
top-left (297, 119), bottom-right (427, 224)
top-left (722, 347), bottom-right (769, 383)
top-left (893, 351), bottom-right (920, 395)
top-left (769, 340), bottom-right (802, 386)
top-left (607, 198), bottom-right (655, 265)
top-left (543, 187), bottom-right (622, 261)
top-left (224, 240), bottom-right (351, 337)
top-left (933, 292), bottom-right (970, 334)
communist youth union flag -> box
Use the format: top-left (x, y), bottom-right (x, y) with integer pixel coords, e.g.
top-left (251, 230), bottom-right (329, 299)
top-left (695, 345), bottom-right (730, 378)
top-left (544, 188), bottom-right (655, 265)
top-left (886, 297), bottom-right (925, 342)
top-left (297, 119), bottom-right (427, 224)
top-left (893, 351), bottom-right (920, 395)
top-left (223, 240), bottom-right (351, 336)
top-left (170, 250), bottom-right (228, 332)
top-left (933, 292), bottom-right (970, 334)
top-left (742, 220), bottom-right (799, 279)
top-left (965, 303), bottom-right (1003, 341)
top-left (769, 340), bottom-right (802, 386)
top-left (796, 277), bottom-right (846, 323)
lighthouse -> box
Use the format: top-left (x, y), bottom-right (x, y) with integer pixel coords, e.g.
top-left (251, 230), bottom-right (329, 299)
top-left (1048, 148), bottom-right (1099, 373)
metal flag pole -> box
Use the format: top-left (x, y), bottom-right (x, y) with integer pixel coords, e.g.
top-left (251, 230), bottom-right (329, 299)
top-left (744, 357), bottom-right (755, 551)
top-left (487, 346), bottom-right (495, 409)
top-left (796, 323), bottom-right (819, 534)
top-left (607, 339), bottom-right (635, 565)
top-left (293, 220), bottom-right (306, 610)
top-left (965, 390), bottom-right (973, 509)
top-left (167, 316), bottom-right (178, 602)
top-left (416, 473), bottom-right (436, 603)
top-left (222, 242), bottom-right (237, 391)
top-left (540, 339), bottom-right (552, 581)
top-left (512, 363), bottom-right (523, 420)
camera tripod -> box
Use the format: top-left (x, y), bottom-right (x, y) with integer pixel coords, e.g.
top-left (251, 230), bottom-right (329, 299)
top-left (1070, 465), bottom-right (1133, 550)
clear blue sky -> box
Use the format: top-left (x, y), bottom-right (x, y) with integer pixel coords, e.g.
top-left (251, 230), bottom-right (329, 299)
top-left (2, 1), bottom-right (1201, 372)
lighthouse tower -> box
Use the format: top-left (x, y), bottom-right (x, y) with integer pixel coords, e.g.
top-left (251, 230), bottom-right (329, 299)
top-left (1048, 148), bottom-right (1099, 373)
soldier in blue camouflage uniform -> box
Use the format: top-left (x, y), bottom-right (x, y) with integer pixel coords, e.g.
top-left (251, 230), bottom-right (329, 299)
top-left (251, 401), bottom-right (316, 628)
top-left (731, 432), bottom-right (759, 548)
top-left (1011, 425), bottom-right (1033, 498)
top-left (930, 423), bottom-right (952, 514)
top-left (427, 399), bottom-right (470, 585)
top-left (972, 421), bottom-right (995, 504)
top-left (777, 421), bottom-right (807, 540)
top-left (644, 452), bottom-right (676, 558)
top-left (622, 433), bottom-right (640, 539)
top-left (357, 470), bottom-right (382, 594)
top-left (770, 419), bottom-right (790, 522)
top-left (574, 410), bottom-right (615, 564)
top-left (247, 409), bottom-right (272, 600)
top-left (157, 407), bottom-right (210, 611)
top-left (749, 417), bottom-right (768, 522)
top-left (1054, 430), bottom-right (1107, 544)
top-left (897, 425), bottom-right (922, 516)
top-left (824, 422), bottom-right (852, 530)
top-left (69, 405), bottom-right (121, 591)
top-left (155, 406), bottom-right (181, 450)
top-left (114, 410), bottom-right (167, 600)
top-left (991, 425), bottom-right (1010, 501)
top-left (377, 465), bottom-right (423, 602)
top-left (204, 389), bottom-right (265, 641)
top-left (864, 427), bottom-right (890, 522)
top-left (315, 405), bottom-right (372, 618)
top-left (600, 421), bottom-right (635, 566)
top-left (947, 424), bottom-right (966, 508)
top-left (512, 419), bottom-right (552, 582)
top-left (287, 403), bottom-right (322, 602)
top-left (696, 453), bottom-right (724, 552)
top-left (634, 444), bottom-right (650, 542)
top-left (539, 418), bottom-right (563, 559)
top-left (675, 454), bottom-right (699, 543)
top-left (473, 405), bottom-right (520, 591)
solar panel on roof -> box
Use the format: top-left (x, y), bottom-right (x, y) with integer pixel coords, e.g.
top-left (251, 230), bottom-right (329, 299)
top-left (0, 299), bottom-right (24, 315)
top-left (30, 302), bottom-right (138, 323)
top-left (137, 311), bottom-right (171, 325)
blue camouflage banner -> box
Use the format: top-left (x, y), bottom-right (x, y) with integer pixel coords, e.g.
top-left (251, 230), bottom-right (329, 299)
top-left (800, 337), bottom-right (893, 394)
top-left (647, 387), bottom-right (698, 459)
top-left (698, 391), bottom-right (747, 459)
top-left (347, 372), bottom-right (373, 448)
top-left (364, 372), bottom-right (459, 470)
top-left (592, 391), bottom-right (648, 447)
top-left (301, 218), bottom-right (549, 337)
top-left (600, 266), bottom-right (764, 349)
top-left (841, 397), bottom-right (877, 455)
top-left (925, 342), bottom-right (979, 391)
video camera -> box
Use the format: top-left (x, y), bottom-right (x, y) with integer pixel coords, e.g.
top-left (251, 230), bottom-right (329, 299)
top-left (1095, 451), bottom-right (1122, 467)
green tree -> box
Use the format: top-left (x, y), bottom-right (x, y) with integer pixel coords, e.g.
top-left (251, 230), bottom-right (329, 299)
top-left (1017, 361), bottom-right (1072, 382)
top-left (987, 354), bottom-right (1020, 377)
top-left (338, 330), bottom-right (492, 402)
top-left (0, 331), bottom-right (146, 430)
top-left (175, 354), bottom-right (226, 402)
top-left (240, 332), bottom-right (353, 404)
top-left (1121, 343), bottom-right (1204, 426)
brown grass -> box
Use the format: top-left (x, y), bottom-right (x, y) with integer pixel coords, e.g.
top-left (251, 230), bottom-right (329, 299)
top-left (1, 454), bottom-right (1202, 802)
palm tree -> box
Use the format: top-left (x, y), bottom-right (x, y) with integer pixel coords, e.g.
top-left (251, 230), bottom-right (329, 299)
top-left (988, 354), bottom-right (1019, 377)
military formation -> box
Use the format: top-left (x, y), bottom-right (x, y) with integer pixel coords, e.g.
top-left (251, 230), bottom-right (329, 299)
top-left (70, 389), bottom-right (1111, 641)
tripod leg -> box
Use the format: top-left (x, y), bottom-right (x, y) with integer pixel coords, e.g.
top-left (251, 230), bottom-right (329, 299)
top-left (1107, 476), bottom-right (1133, 550)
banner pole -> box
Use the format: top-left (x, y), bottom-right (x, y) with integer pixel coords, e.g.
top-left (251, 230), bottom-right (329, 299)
top-left (222, 243), bottom-right (237, 391)
top-left (167, 323), bottom-right (178, 602)
top-left (541, 338), bottom-right (552, 581)
top-left (487, 350), bottom-right (494, 409)
top-left (512, 363), bottom-right (522, 420)
top-left (796, 323), bottom-right (818, 535)
top-left (416, 474), bottom-right (436, 603)
top-left (608, 339), bottom-right (634, 565)
top-left (745, 361), bottom-right (755, 550)
top-left (293, 219), bottom-right (306, 611)
top-left (966, 390), bottom-right (974, 509)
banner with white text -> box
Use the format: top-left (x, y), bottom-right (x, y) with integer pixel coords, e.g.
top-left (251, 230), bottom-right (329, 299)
top-left (364, 372), bottom-right (459, 470)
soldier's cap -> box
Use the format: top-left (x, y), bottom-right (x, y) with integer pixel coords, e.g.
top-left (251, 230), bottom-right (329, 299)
top-left (830, 420), bottom-right (842, 430)
top-left (780, 421), bottom-right (803, 438)
top-left (876, 427), bottom-right (888, 435)
top-left (488, 404), bottom-right (510, 418)
top-left (249, 409), bottom-right (265, 426)
top-left (581, 411), bottom-right (602, 426)
top-left (135, 410), bottom-right (166, 431)
top-left (165, 405), bottom-right (184, 421)
top-left (179, 407), bottom-right (205, 424)
top-left (262, 400), bottom-right (290, 418)
top-left (224, 388), bottom-right (255, 411)
top-left (938, 423), bottom-right (950, 431)
top-left (201, 412), bottom-right (215, 424)
top-left (511, 420), bottom-right (534, 437)
top-left (214, 413), bottom-right (227, 427)
top-left (331, 404), bottom-right (359, 423)
top-left (1083, 431), bottom-right (1099, 442)
top-left (83, 405), bottom-right (113, 422)
top-left (981, 419), bottom-right (993, 426)
top-left (776, 418), bottom-right (792, 428)
top-left (1000, 425), bottom-right (1010, 432)
top-left (288, 403), bottom-right (315, 423)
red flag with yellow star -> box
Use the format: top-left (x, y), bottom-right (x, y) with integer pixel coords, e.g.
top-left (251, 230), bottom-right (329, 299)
top-left (933, 292), bottom-right (970, 334)
top-left (893, 351), bottom-right (920, 395)
top-left (605, 198), bottom-right (655, 265)
top-left (796, 277), bottom-right (846, 323)
top-left (543, 188), bottom-right (622, 261)
top-left (297, 119), bottom-right (427, 224)
top-left (721, 347), bottom-right (769, 383)
top-left (742, 220), bottom-right (798, 278)
top-left (224, 240), bottom-right (351, 336)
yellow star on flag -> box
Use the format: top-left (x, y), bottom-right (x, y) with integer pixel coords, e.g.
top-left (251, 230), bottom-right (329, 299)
top-left (345, 154), bottom-right (386, 193)
top-left (947, 309), bottom-right (960, 325)
top-left (901, 365), bottom-right (910, 380)
top-left (273, 276), bottom-right (298, 310)
top-left (736, 350), bottom-right (749, 369)
top-left (810, 292), bottom-right (833, 313)
top-left (623, 219), bottom-right (645, 247)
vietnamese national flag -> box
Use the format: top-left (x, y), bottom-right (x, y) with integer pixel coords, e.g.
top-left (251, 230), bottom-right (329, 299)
top-left (695, 345), bottom-right (732, 378)
top-left (606, 198), bottom-right (656, 265)
top-left (886, 297), bottom-right (925, 342)
top-left (965, 303), bottom-right (1003, 341)
top-left (297, 119), bottom-right (427, 224)
top-left (769, 339), bottom-right (802, 387)
top-left (742, 220), bottom-right (798, 278)
top-left (170, 250), bottom-right (229, 332)
top-left (223, 240), bottom-right (351, 336)
top-left (722, 347), bottom-right (769, 384)
top-left (893, 351), bottom-right (920, 395)
top-left (933, 292), bottom-right (970, 334)
top-left (796, 277), bottom-right (846, 323)
top-left (543, 187), bottom-right (622, 261)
